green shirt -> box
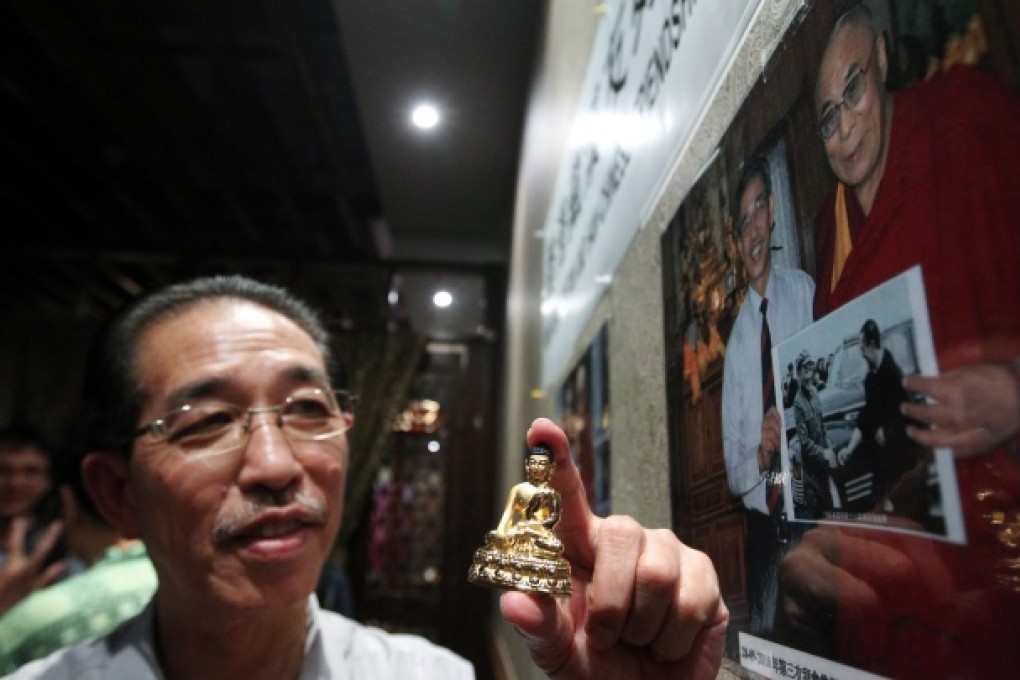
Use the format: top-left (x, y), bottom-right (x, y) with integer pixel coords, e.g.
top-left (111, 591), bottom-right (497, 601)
top-left (0, 541), bottom-right (157, 674)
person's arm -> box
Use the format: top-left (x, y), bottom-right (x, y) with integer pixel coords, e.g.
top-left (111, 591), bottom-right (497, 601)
top-left (759, 407), bottom-right (783, 469)
top-left (722, 351), bottom-right (764, 498)
top-left (540, 489), bottom-right (562, 529)
top-left (794, 398), bottom-right (824, 462)
top-left (902, 356), bottom-right (1020, 457)
top-left (838, 427), bottom-right (862, 465)
top-left (499, 418), bottom-right (728, 679)
top-left (494, 486), bottom-right (522, 535)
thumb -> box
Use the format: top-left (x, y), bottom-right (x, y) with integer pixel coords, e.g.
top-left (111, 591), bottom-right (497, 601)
top-left (500, 591), bottom-right (576, 675)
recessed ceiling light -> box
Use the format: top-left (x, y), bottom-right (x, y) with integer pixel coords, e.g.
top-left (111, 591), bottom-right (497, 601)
top-left (433, 290), bottom-right (453, 308)
top-left (411, 103), bottom-right (440, 130)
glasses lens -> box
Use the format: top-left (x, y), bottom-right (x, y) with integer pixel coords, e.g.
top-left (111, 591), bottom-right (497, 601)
top-left (159, 402), bottom-right (244, 454)
top-left (844, 70), bottom-right (865, 109)
top-left (281, 388), bottom-right (350, 440)
top-left (753, 196), bottom-right (766, 222)
top-left (820, 108), bottom-right (837, 140)
top-left (738, 195), bottom-right (767, 236)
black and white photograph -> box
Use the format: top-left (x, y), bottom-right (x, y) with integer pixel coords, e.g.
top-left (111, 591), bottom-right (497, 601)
top-left (774, 266), bottom-right (964, 544)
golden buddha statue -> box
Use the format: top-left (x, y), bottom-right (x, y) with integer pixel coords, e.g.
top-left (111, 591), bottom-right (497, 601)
top-left (468, 444), bottom-right (571, 596)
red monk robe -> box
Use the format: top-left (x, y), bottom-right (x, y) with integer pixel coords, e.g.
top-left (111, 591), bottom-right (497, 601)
top-left (810, 65), bottom-right (1020, 679)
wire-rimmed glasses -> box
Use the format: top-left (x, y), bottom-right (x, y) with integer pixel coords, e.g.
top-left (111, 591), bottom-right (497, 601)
top-left (132, 387), bottom-right (357, 457)
top-left (818, 48), bottom-right (874, 141)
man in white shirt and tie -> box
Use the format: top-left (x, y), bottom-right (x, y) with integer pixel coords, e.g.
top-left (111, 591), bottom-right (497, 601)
top-left (721, 156), bottom-right (814, 637)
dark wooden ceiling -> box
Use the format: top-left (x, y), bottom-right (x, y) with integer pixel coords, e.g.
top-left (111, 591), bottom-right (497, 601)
top-left (0, 0), bottom-right (543, 332)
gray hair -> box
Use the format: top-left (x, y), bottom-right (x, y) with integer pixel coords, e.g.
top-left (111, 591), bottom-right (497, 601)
top-left (81, 275), bottom-right (335, 457)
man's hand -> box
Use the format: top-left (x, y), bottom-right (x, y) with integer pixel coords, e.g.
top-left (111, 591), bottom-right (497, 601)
top-left (823, 447), bottom-right (838, 470)
top-left (774, 521), bottom-right (954, 662)
top-left (902, 360), bottom-right (1020, 457)
top-left (0, 517), bottom-right (65, 616)
top-left (499, 418), bottom-right (728, 679)
top-left (758, 407), bottom-right (783, 471)
top-left (836, 447), bottom-right (850, 466)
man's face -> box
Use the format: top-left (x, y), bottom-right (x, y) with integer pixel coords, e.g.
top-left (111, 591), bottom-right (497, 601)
top-left (799, 362), bottom-right (815, 385)
top-left (859, 335), bottom-right (880, 370)
top-left (0, 448), bottom-right (50, 519)
top-left (816, 22), bottom-right (889, 196)
top-left (124, 299), bottom-right (348, 616)
top-left (735, 174), bottom-right (773, 295)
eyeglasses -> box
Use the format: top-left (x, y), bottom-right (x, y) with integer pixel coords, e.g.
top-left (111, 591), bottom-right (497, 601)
top-left (735, 193), bottom-right (768, 238)
top-left (818, 48), bottom-right (873, 141)
top-left (132, 387), bottom-right (357, 457)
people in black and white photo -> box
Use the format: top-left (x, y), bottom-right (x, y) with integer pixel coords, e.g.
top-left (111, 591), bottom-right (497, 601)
top-left (836, 319), bottom-right (922, 509)
top-left (792, 351), bottom-right (836, 519)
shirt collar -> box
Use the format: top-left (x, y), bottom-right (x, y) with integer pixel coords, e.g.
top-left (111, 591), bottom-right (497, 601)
top-left (746, 265), bottom-right (777, 311)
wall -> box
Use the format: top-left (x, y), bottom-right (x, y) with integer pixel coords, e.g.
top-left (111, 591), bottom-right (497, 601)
top-left (497, 1), bottom-right (808, 678)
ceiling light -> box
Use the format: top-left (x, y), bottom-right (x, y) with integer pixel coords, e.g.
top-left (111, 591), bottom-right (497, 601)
top-left (428, 440), bottom-right (440, 453)
top-left (411, 103), bottom-right (440, 130)
top-left (433, 290), bottom-right (453, 308)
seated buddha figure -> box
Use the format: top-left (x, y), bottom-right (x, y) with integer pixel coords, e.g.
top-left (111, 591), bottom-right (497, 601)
top-left (468, 444), bottom-right (571, 596)
top-left (490, 445), bottom-right (564, 557)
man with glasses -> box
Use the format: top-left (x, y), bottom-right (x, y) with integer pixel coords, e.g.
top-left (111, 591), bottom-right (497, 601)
top-left (772, 4), bottom-right (1020, 676)
top-left (11, 274), bottom-right (729, 678)
top-left (722, 156), bottom-right (813, 638)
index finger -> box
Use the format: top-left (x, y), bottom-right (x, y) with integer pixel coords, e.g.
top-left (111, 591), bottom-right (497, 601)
top-left (902, 373), bottom-right (946, 401)
top-left (6, 516), bottom-right (30, 554)
top-left (526, 418), bottom-right (596, 562)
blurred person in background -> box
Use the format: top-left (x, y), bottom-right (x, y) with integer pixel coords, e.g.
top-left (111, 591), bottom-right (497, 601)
top-left (0, 424), bottom-right (66, 615)
top-left (0, 431), bottom-right (157, 673)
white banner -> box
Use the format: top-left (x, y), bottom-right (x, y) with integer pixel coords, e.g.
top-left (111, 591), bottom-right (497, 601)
top-left (540, 0), bottom-right (759, 386)
top-left (739, 633), bottom-right (890, 679)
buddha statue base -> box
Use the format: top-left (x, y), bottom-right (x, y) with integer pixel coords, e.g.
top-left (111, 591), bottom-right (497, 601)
top-left (468, 535), bottom-right (571, 597)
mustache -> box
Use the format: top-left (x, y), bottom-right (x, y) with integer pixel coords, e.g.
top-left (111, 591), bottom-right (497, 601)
top-left (212, 490), bottom-right (329, 544)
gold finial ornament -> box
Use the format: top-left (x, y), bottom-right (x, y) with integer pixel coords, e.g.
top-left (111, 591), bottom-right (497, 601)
top-left (468, 444), bottom-right (572, 596)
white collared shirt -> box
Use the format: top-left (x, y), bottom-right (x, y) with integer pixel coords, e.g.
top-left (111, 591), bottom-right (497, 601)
top-left (9, 596), bottom-right (474, 679)
top-left (722, 265), bottom-right (814, 514)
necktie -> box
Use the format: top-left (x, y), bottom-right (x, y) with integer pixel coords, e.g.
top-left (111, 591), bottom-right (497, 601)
top-left (761, 298), bottom-right (782, 516)
top-left (760, 298), bottom-right (775, 412)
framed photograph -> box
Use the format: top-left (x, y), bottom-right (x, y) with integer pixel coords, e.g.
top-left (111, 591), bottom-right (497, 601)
top-left (558, 324), bottom-right (611, 515)
top-left (774, 266), bottom-right (964, 543)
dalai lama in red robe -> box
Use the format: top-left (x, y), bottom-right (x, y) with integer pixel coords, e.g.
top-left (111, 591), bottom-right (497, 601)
top-left (775, 4), bottom-right (1020, 678)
